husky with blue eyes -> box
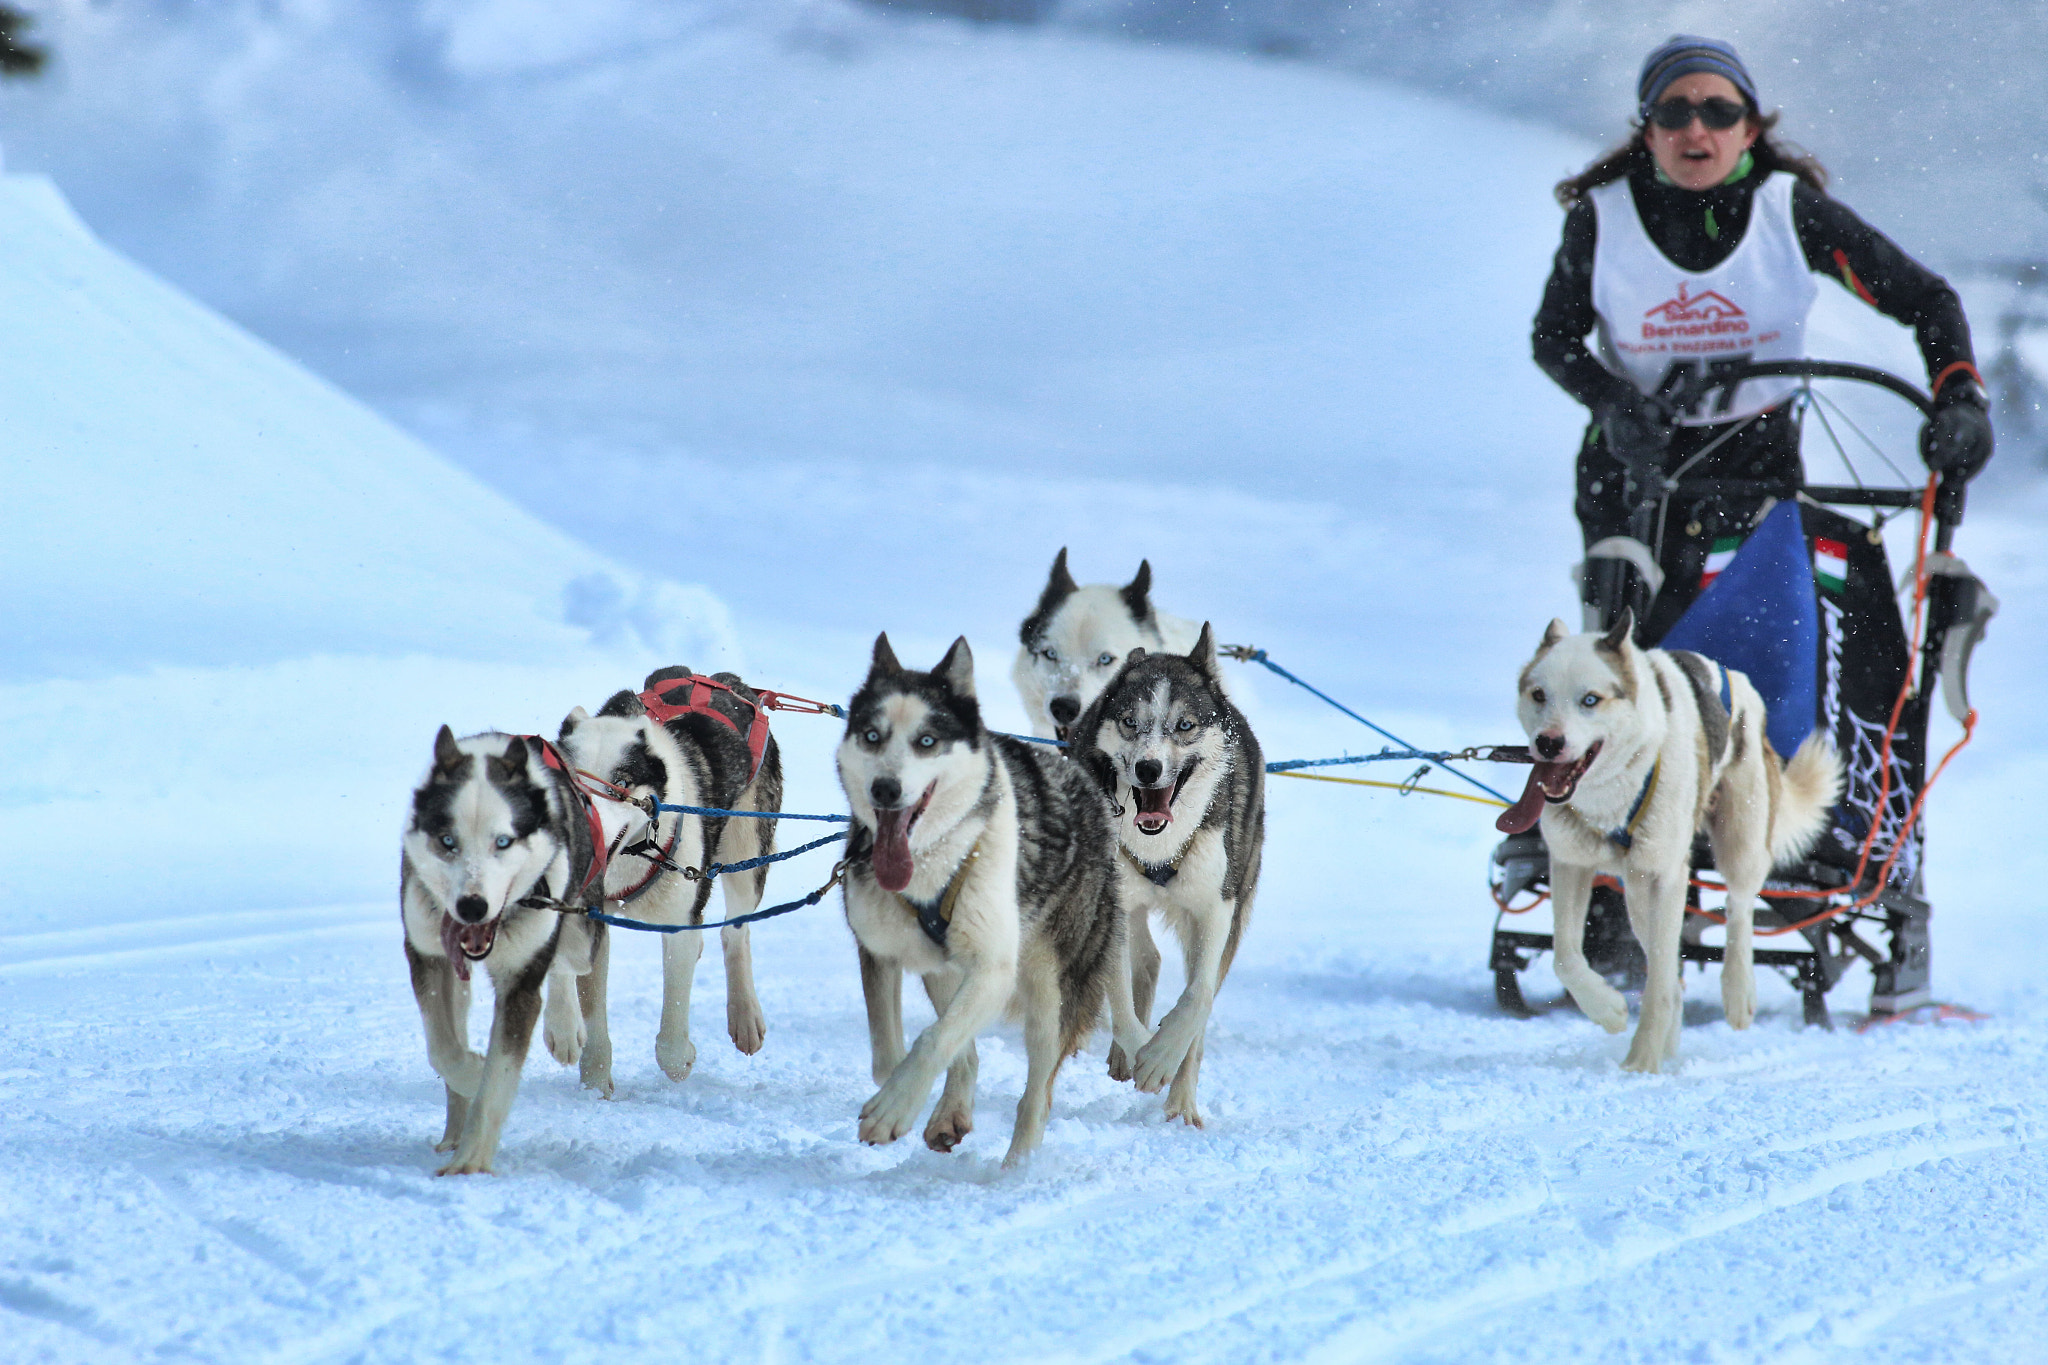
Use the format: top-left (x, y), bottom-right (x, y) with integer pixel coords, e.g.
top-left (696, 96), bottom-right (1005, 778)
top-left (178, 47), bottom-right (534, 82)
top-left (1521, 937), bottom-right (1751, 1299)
top-left (1070, 623), bottom-right (1264, 1128)
top-left (400, 727), bottom-right (647, 1175)
top-left (1012, 549), bottom-right (1207, 742)
top-left (1500, 612), bottom-right (1841, 1073)
top-left (836, 634), bottom-right (1151, 1167)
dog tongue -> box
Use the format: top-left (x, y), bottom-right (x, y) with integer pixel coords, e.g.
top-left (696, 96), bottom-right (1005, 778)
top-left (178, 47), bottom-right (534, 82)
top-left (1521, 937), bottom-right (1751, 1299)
top-left (1496, 766), bottom-right (1557, 835)
top-left (440, 915), bottom-right (474, 982)
top-left (1133, 785), bottom-right (1174, 834)
top-left (871, 806), bottom-right (916, 893)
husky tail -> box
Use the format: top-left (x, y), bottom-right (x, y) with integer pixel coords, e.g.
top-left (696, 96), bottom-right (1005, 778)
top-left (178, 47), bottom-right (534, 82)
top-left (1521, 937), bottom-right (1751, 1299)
top-left (1769, 733), bottom-right (1845, 867)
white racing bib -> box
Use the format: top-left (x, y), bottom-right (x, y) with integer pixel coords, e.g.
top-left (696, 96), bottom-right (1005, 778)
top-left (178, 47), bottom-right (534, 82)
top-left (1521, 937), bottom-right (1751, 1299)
top-left (1590, 170), bottom-right (1816, 425)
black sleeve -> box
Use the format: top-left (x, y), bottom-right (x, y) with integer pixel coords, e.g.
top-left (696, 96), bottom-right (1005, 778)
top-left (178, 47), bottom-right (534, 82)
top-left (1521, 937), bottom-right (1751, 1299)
top-left (1532, 203), bottom-right (1632, 411)
top-left (1792, 183), bottom-right (1976, 391)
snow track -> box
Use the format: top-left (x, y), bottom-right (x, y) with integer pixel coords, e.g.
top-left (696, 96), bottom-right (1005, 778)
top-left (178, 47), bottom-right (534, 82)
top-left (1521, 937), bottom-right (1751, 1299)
top-left (2, 900), bottom-right (2039, 1363)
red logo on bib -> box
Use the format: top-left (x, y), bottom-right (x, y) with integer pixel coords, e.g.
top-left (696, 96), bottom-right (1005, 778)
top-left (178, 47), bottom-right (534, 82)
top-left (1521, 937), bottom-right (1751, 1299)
top-left (1644, 281), bottom-right (1745, 322)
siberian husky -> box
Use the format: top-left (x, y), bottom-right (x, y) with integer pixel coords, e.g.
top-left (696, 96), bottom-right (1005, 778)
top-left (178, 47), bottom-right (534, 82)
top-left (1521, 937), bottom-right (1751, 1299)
top-left (1013, 548), bottom-right (1204, 741)
top-left (1500, 611), bottom-right (1842, 1072)
top-left (1071, 624), bottom-right (1264, 1126)
top-left (836, 634), bottom-right (1151, 1166)
top-left (555, 668), bottom-right (784, 1091)
top-left (400, 727), bottom-right (649, 1175)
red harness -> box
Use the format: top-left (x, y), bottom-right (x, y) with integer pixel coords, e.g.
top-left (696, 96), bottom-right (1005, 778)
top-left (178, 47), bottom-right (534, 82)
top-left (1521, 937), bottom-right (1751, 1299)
top-left (637, 674), bottom-right (840, 786)
top-left (530, 735), bottom-right (612, 904)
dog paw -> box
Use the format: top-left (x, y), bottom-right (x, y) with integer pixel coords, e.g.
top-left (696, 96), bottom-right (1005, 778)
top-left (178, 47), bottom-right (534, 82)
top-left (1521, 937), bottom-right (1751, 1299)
top-left (656, 1031), bottom-right (697, 1082)
top-left (1107, 1044), bottom-right (1134, 1083)
top-left (1578, 986), bottom-right (1630, 1035)
top-left (1163, 1096), bottom-right (1205, 1129)
top-left (1722, 977), bottom-right (1756, 1031)
top-left (1620, 1043), bottom-right (1664, 1075)
top-left (433, 1134), bottom-right (461, 1153)
top-left (858, 1081), bottom-right (922, 1146)
top-left (435, 1151), bottom-right (495, 1176)
top-left (580, 1042), bottom-right (615, 1098)
top-left (544, 1015), bottom-right (585, 1068)
top-left (728, 1000), bottom-right (766, 1056)
top-left (923, 1106), bottom-right (973, 1153)
top-left (1132, 1033), bottom-right (1187, 1094)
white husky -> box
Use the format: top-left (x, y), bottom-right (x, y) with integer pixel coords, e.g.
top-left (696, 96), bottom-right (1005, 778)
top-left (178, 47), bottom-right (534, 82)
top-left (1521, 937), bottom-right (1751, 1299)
top-left (1501, 611), bottom-right (1841, 1072)
top-left (1012, 549), bottom-right (1203, 741)
top-left (401, 727), bottom-right (648, 1174)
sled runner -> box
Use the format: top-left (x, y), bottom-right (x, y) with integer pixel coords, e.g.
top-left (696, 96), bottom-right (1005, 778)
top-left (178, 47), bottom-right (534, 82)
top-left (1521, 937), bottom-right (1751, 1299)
top-left (1489, 359), bottom-right (1997, 1028)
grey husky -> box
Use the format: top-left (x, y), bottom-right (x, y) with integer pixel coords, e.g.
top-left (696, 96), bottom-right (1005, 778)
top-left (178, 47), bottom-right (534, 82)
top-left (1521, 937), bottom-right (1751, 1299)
top-left (1501, 611), bottom-right (1842, 1072)
top-left (836, 634), bottom-right (1151, 1166)
top-left (1013, 548), bottom-right (1205, 741)
top-left (554, 668), bottom-right (785, 1091)
top-left (400, 727), bottom-right (648, 1175)
top-left (1071, 623), bottom-right (1264, 1127)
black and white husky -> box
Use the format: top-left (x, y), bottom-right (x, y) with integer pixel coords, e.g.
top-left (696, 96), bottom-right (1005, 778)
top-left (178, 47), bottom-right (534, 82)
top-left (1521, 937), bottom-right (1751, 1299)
top-left (555, 668), bottom-right (784, 1090)
top-left (836, 634), bottom-right (1151, 1166)
top-left (400, 727), bottom-right (648, 1175)
top-left (1071, 624), bottom-right (1264, 1127)
top-left (1013, 548), bottom-right (1204, 741)
top-left (1501, 612), bottom-right (1842, 1072)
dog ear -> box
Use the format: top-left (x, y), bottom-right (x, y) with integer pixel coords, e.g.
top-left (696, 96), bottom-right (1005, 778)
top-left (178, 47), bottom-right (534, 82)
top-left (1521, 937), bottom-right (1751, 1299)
top-left (558, 705), bottom-right (591, 743)
top-left (1126, 647), bottom-right (1148, 665)
top-left (935, 636), bottom-right (976, 697)
top-left (871, 632), bottom-right (903, 677)
top-left (1598, 608), bottom-right (1634, 655)
top-left (432, 724), bottom-right (465, 775)
top-left (596, 689), bottom-right (645, 720)
top-left (1187, 621), bottom-right (1219, 681)
top-left (488, 736), bottom-right (531, 785)
top-left (1020, 549), bottom-right (1079, 646)
top-left (1120, 559), bottom-right (1154, 625)
top-left (1541, 618), bottom-right (1570, 650)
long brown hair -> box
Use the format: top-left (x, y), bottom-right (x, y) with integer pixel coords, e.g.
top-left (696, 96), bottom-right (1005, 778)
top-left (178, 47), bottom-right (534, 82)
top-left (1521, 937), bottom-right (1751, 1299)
top-left (1554, 113), bottom-right (1828, 207)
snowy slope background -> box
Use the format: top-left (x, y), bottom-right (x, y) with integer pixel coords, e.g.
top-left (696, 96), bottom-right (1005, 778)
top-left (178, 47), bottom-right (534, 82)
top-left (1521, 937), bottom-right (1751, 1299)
top-left (3, 2), bottom-right (2046, 1360)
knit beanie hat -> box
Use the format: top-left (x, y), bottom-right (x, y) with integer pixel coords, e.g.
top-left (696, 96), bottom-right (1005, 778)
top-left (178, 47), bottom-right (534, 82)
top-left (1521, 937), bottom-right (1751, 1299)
top-left (1637, 36), bottom-right (1759, 119)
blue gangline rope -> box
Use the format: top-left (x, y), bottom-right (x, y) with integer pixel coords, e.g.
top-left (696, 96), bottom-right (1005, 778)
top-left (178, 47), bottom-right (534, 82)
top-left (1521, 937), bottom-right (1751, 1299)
top-left (695, 830), bottom-right (847, 879)
top-left (588, 876), bottom-right (842, 935)
top-left (1230, 650), bottom-right (1512, 803)
top-left (656, 802), bottom-right (849, 822)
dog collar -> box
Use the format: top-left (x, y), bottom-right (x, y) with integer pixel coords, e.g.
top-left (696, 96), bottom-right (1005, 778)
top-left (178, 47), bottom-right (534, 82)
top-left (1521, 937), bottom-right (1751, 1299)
top-left (1604, 760), bottom-right (1662, 852)
top-left (1120, 843), bottom-right (1183, 887)
top-left (900, 835), bottom-right (983, 948)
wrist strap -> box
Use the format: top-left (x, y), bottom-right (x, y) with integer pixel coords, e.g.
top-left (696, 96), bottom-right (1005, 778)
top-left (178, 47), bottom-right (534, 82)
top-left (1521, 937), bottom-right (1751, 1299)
top-left (1931, 361), bottom-right (1982, 400)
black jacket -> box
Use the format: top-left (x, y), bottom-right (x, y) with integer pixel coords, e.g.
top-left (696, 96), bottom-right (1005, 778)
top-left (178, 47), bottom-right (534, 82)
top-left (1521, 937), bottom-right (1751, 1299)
top-left (1532, 149), bottom-right (1975, 412)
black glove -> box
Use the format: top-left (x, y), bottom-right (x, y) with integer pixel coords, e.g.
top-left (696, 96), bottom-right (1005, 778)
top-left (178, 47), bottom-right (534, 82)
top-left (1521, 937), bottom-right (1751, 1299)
top-left (1594, 389), bottom-right (1676, 479)
top-left (1922, 379), bottom-right (1993, 480)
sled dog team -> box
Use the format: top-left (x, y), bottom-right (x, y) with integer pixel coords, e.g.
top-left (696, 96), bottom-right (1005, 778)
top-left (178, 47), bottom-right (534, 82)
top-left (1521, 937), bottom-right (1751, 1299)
top-left (403, 553), bottom-right (1839, 1174)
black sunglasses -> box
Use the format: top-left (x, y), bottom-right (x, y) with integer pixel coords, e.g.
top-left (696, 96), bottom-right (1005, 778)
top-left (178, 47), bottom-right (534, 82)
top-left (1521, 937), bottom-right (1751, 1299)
top-left (1649, 96), bottom-right (1748, 131)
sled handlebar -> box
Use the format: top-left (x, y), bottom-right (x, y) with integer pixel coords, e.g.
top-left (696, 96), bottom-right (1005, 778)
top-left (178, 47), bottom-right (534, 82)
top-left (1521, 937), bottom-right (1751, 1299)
top-left (1666, 358), bottom-right (1964, 547)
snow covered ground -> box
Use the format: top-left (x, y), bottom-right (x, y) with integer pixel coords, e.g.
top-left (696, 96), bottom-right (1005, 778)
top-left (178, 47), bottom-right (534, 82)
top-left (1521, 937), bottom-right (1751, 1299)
top-left (3, 4), bottom-right (2046, 1360)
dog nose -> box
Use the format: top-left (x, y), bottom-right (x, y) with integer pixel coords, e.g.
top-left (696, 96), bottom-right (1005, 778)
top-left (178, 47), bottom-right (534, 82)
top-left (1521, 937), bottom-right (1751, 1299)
top-left (1048, 696), bottom-right (1080, 726)
top-left (1134, 758), bottom-right (1163, 785)
top-left (455, 894), bottom-right (489, 924)
top-left (1534, 733), bottom-right (1565, 761)
top-left (870, 776), bottom-right (902, 808)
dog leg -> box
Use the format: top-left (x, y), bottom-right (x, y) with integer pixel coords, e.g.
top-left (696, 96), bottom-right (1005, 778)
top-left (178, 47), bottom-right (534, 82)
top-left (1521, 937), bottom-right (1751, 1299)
top-left (920, 971), bottom-right (978, 1153)
top-left (542, 964), bottom-right (585, 1067)
top-left (719, 922), bottom-right (767, 1056)
top-left (1549, 861), bottom-right (1628, 1033)
top-left (439, 961), bottom-right (547, 1176)
top-left (861, 957), bottom-right (1009, 1147)
top-left (577, 921), bottom-right (614, 1097)
top-left (656, 929), bottom-right (705, 1081)
top-left (859, 944), bottom-right (905, 1086)
top-left (407, 941), bottom-right (483, 1147)
top-left (1711, 801), bottom-right (1767, 1034)
top-left (1621, 868), bottom-right (1684, 1074)
top-left (1133, 906), bottom-right (1225, 1095)
top-left (1107, 908), bottom-right (1159, 1082)
top-left (1163, 1034), bottom-right (1205, 1129)
top-left (1003, 961), bottom-right (1066, 1168)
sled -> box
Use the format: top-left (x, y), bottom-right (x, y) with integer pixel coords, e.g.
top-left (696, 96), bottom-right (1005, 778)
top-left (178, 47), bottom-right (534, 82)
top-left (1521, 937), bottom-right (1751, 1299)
top-left (1488, 359), bottom-right (1997, 1028)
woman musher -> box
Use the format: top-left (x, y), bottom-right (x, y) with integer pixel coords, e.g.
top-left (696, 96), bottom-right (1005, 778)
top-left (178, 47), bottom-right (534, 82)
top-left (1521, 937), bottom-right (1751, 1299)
top-left (1533, 35), bottom-right (1994, 642)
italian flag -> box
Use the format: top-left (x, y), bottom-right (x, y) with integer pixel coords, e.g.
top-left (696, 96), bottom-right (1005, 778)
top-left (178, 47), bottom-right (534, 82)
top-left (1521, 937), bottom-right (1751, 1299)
top-left (1813, 538), bottom-right (1848, 594)
top-left (1700, 535), bottom-right (1743, 588)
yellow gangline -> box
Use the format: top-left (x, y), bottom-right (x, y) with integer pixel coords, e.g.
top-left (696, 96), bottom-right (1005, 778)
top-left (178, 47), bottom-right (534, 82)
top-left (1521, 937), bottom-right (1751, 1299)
top-left (1273, 768), bottom-right (1511, 809)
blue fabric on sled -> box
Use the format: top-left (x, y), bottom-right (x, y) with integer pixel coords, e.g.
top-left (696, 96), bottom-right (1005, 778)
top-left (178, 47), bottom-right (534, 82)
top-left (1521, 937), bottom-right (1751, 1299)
top-left (1660, 500), bottom-right (1818, 758)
